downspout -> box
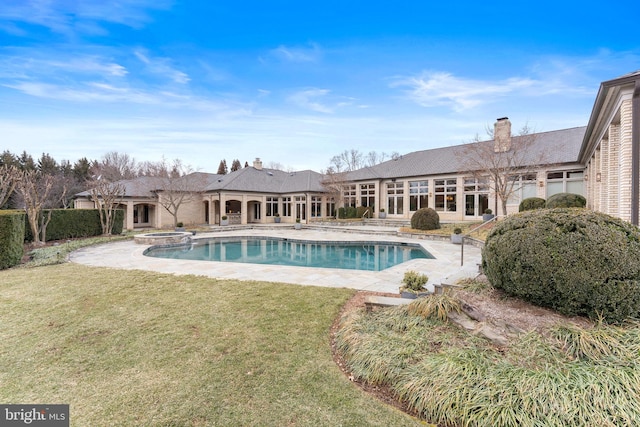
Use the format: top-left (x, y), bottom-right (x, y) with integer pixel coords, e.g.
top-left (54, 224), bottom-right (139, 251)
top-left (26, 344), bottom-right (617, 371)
top-left (632, 79), bottom-right (640, 226)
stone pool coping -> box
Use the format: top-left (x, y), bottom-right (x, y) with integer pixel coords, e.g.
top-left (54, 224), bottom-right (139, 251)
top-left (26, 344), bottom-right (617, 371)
top-left (69, 228), bottom-right (482, 294)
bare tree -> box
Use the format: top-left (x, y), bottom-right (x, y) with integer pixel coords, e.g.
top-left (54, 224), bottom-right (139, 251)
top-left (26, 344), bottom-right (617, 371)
top-left (458, 121), bottom-right (543, 216)
top-left (16, 170), bottom-right (67, 245)
top-left (0, 164), bottom-right (21, 208)
top-left (321, 166), bottom-right (348, 215)
top-left (88, 178), bottom-right (125, 235)
top-left (97, 151), bottom-right (138, 181)
top-left (149, 159), bottom-right (206, 228)
top-left (329, 149), bottom-right (365, 172)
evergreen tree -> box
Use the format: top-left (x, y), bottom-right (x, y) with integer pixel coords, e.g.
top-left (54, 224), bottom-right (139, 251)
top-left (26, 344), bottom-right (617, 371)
top-left (217, 159), bottom-right (228, 175)
top-left (230, 159), bottom-right (242, 172)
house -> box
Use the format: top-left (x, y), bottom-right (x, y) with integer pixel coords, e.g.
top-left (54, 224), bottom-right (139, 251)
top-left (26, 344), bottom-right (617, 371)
top-left (74, 70), bottom-right (640, 229)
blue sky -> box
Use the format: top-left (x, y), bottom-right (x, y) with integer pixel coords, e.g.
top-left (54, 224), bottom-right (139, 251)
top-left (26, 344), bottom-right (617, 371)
top-left (1, 1), bottom-right (638, 173)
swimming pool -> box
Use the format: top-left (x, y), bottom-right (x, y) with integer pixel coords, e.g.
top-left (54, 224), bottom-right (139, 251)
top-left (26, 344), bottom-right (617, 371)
top-left (143, 236), bottom-right (433, 271)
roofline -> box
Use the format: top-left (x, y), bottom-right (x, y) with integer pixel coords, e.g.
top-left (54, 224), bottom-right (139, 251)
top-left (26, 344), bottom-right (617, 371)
top-left (578, 71), bottom-right (640, 163)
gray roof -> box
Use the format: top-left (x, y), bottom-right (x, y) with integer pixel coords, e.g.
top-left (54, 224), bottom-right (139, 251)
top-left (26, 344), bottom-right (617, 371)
top-left (345, 126), bottom-right (586, 181)
top-left (204, 167), bottom-right (326, 194)
top-left (75, 176), bottom-right (168, 198)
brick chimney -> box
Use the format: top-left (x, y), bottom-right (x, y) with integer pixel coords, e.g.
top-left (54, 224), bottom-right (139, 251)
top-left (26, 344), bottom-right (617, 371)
top-left (494, 117), bottom-right (512, 152)
top-left (253, 158), bottom-right (263, 170)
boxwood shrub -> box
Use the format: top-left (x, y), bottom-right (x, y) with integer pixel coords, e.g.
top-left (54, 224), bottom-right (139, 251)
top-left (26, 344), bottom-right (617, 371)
top-left (410, 208), bottom-right (440, 230)
top-left (0, 210), bottom-right (25, 269)
top-left (545, 192), bottom-right (586, 208)
top-left (482, 208), bottom-right (640, 323)
top-left (518, 197), bottom-right (546, 212)
top-left (24, 209), bottom-right (124, 242)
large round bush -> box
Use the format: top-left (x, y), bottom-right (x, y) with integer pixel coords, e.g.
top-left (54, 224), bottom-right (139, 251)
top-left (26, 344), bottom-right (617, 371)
top-left (482, 208), bottom-right (640, 323)
top-left (518, 197), bottom-right (546, 212)
top-left (410, 208), bottom-right (440, 230)
top-left (545, 192), bottom-right (586, 208)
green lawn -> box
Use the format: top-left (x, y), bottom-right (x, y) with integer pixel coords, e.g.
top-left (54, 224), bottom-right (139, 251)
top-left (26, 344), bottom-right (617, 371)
top-left (0, 263), bottom-right (420, 426)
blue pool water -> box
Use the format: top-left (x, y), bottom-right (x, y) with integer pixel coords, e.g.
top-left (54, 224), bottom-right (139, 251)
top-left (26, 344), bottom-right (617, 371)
top-left (143, 236), bottom-right (433, 271)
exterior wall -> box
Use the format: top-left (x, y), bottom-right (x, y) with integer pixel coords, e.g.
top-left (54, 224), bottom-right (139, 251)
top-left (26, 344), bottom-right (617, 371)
top-left (584, 98), bottom-right (634, 222)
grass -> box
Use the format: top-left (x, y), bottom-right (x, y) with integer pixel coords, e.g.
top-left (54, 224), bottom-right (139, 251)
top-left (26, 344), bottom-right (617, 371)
top-left (335, 298), bottom-right (640, 426)
top-left (0, 263), bottom-right (420, 426)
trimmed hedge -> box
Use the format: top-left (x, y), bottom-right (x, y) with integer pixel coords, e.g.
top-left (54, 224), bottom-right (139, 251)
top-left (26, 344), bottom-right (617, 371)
top-left (0, 210), bottom-right (25, 269)
top-left (518, 197), bottom-right (546, 212)
top-left (482, 208), bottom-right (640, 323)
top-left (545, 192), bottom-right (586, 208)
top-left (25, 209), bottom-right (124, 242)
top-left (410, 208), bottom-right (440, 230)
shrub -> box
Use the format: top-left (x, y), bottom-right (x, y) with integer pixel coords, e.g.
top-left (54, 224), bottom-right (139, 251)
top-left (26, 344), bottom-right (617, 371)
top-left (545, 193), bottom-right (586, 208)
top-left (518, 197), bottom-right (546, 212)
top-left (0, 210), bottom-right (25, 269)
top-left (402, 270), bottom-right (428, 291)
top-left (453, 227), bottom-right (462, 235)
top-left (410, 208), bottom-right (440, 230)
top-left (482, 208), bottom-right (640, 323)
top-left (24, 209), bottom-right (124, 242)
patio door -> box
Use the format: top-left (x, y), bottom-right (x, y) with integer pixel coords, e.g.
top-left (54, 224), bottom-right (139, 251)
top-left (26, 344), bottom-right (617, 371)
top-left (465, 193), bottom-right (489, 217)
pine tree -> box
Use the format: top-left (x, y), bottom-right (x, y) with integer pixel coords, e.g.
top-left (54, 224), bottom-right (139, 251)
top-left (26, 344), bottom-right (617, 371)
top-left (217, 159), bottom-right (228, 175)
top-left (230, 159), bottom-right (242, 172)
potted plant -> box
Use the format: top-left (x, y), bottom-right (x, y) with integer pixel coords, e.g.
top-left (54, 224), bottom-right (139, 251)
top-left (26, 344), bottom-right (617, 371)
top-left (274, 213), bottom-right (281, 223)
top-left (294, 218), bottom-right (302, 230)
top-left (399, 270), bottom-right (429, 299)
top-left (451, 227), bottom-right (463, 244)
top-left (175, 221), bottom-right (185, 232)
top-left (379, 208), bottom-right (386, 219)
top-left (220, 215), bottom-right (229, 226)
top-left (482, 208), bottom-right (494, 221)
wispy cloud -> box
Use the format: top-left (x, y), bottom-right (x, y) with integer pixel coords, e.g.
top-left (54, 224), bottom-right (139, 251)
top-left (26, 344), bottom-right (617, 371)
top-left (391, 72), bottom-right (536, 111)
top-left (134, 49), bottom-right (190, 84)
top-left (288, 88), bottom-right (335, 113)
top-left (269, 43), bottom-right (322, 63)
top-left (0, 0), bottom-right (172, 37)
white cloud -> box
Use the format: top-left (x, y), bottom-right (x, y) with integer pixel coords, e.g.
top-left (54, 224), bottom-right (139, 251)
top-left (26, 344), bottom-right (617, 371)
top-left (134, 49), bottom-right (190, 84)
top-left (0, 0), bottom-right (172, 36)
top-left (269, 43), bottom-right (322, 63)
top-left (391, 72), bottom-right (537, 111)
top-left (287, 88), bottom-right (334, 113)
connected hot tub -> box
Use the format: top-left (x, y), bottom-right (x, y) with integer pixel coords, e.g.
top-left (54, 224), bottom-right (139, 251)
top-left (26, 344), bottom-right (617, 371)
top-left (134, 232), bottom-right (193, 245)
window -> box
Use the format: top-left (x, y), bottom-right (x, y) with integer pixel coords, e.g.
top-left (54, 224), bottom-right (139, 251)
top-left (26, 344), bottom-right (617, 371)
top-left (295, 196), bottom-right (306, 220)
top-left (326, 197), bottom-right (336, 218)
top-left (409, 180), bottom-right (428, 211)
top-left (311, 196), bottom-right (322, 217)
top-left (387, 182), bottom-right (404, 215)
top-left (434, 179), bottom-right (457, 212)
top-left (547, 170), bottom-right (584, 197)
top-left (282, 196), bottom-right (292, 217)
top-left (360, 183), bottom-right (375, 208)
top-left (266, 197), bottom-right (278, 217)
top-left (343, 185), bottom-right (357, 208)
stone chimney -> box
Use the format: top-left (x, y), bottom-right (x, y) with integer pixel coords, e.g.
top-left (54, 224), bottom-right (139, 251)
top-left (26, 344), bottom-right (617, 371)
top-left (253, 157), bottom-right (263, 170)
top-left (494, 117), bottom-right (512, 152)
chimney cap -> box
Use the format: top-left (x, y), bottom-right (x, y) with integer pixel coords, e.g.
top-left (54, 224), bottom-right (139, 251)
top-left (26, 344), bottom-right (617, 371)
top-left (496, 117), bottom-right (509, 121)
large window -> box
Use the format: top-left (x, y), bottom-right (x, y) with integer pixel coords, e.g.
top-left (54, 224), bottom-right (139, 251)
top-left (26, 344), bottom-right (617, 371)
top-left (409, 180), bottom-right (429, 211)
top-left (311, 196), bottom-right (322, 217)
top-left (326, 197), bottom-right (336, 218)
top-left (435, 179), bottom-right (457, 212)
top-left (266, 197), bottom-right (278, 217)
top-left (360, 183), bottom-right (375, 208)
top-left (387, 182), bottom-right (404, 215)
top-left (295, 196), bottom-right (306, 220)
top-left (343, 185), bottom-right (357, 208)
top-left (463, 177), bottom-right (488, 216)
top-left (547, 170), bottom-right (584, 197)
top-left (282, 196), bottom-right (292, 217)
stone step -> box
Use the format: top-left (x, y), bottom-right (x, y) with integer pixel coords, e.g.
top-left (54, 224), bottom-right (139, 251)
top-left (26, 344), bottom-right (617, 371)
top-left (364, 295), bottom-right (415, 311)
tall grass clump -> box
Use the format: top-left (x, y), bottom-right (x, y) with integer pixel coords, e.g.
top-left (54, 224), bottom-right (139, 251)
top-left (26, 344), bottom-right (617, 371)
top-left (335, 301), bottom-right (640, 426)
